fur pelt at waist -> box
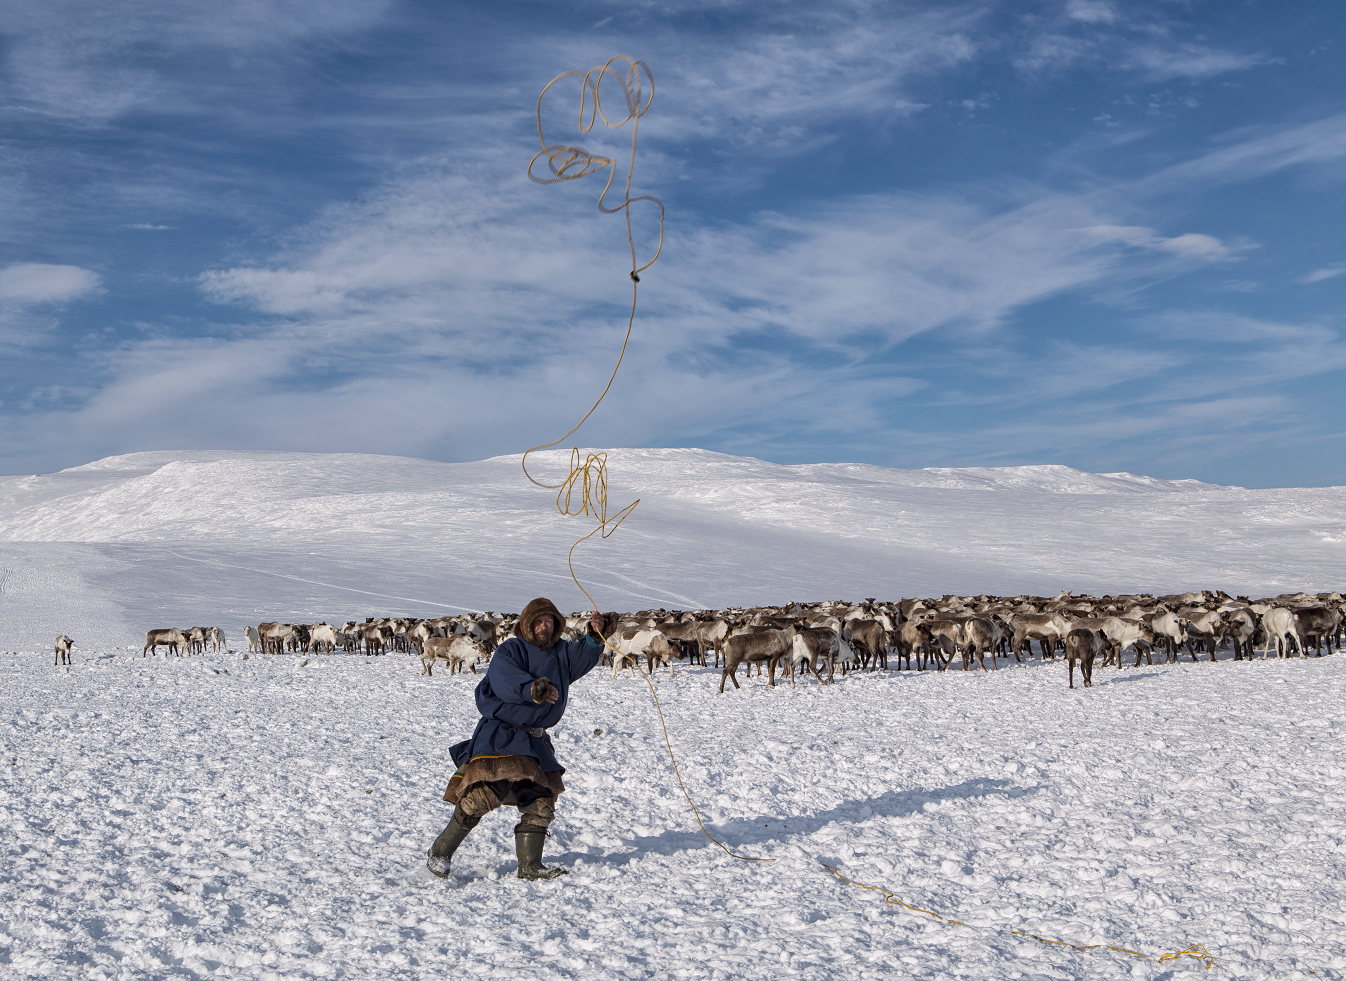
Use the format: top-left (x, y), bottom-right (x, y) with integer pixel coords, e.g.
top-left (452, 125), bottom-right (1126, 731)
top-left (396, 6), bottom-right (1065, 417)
top-left (443, 754), bottom-right (566, 804)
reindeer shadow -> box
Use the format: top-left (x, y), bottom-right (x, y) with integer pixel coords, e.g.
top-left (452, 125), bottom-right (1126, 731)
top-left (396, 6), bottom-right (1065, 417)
top-left (1094, 670), bottom-right (1165, 684)
top-left (568, 777), bottom-right (1037, 866)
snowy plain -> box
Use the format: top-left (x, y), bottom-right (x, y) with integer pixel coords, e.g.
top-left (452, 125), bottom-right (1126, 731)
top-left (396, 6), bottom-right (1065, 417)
top-left (1, 449), bottom-right (1344, 980)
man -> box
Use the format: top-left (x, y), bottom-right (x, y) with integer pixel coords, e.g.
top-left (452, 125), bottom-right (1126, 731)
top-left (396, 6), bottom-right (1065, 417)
top-left (428, 598), bottom-right (614, 881)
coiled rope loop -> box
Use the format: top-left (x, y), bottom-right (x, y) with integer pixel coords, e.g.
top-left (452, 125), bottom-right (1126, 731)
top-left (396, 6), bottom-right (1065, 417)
top-left (526, 56), bottom-right (665, 278)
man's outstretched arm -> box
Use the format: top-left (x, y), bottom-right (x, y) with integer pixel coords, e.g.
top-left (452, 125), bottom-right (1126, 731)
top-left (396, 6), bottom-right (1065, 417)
top-left (565, 612), bottom-right (617, 680)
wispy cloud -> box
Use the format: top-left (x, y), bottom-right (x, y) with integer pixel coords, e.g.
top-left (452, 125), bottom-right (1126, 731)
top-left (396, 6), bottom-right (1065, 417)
top-left (1300, 264), bottom-right (1346, 284)
top-left (1143, 113), bottom-right (1346, 190)
top-left (1125, 44), bottom-right (1277, 82)
top-left (1012, 2), bottom-right (1271, 83)
top-left (1080, 224), bottom-right (1233, 259)
top-left (1065, 1), bottom-right (1118, 25)
top-left (0, 0), bottom-right (392, 124)
top-left (0, 263), bottom-right (102, 304)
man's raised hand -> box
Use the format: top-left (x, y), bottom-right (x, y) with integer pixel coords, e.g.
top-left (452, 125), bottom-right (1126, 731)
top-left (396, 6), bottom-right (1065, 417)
top-left (588, 612), bottom-right (617, 639)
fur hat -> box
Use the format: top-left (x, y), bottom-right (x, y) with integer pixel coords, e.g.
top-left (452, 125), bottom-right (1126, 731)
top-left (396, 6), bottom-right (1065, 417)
top-left (517, 597), bottom-right (565, 646)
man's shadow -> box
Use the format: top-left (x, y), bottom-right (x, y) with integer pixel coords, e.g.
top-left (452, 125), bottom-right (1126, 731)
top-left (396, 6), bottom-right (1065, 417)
top-left (565, 777), bottom-right (1037, 865)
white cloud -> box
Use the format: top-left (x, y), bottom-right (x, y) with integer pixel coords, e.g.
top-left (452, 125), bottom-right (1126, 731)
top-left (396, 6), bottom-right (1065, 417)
top-left (1, 0), bottom-right (393, 124)
top-left (0, 263), bottom-right (102, 304)
top-left (520, 4), bottom-right (981, 159)
top-left (1015, 34), bottom-right (1095, 73)
top-left (1080, 225), bottom-right (1230, 259)
top-left (1300, 265), bottom-right (1346, 284)
top-left (1066, 1), bottom-right (1118, 24)
top-left (1141, 114), bottom-right (1346, 192)
top-left (1144, 311), bottom-right (1333, 344)
top-left (1126, 44), bottom-right (1276, 81)
top-left (201, 163), bottom-right (1160, 364)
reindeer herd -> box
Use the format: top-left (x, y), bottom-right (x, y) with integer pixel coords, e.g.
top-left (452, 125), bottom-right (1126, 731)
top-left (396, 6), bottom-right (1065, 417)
top-left (112, 586), bottom-right (1343, 691)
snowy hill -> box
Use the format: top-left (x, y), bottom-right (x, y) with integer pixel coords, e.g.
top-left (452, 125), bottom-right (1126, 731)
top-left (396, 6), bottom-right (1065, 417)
top-left (1, 448), bottom-right (1343, 648)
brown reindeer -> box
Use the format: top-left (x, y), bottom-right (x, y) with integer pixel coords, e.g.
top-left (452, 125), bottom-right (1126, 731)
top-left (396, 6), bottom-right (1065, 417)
top-left (847, 619), bottom-right (889, 672)
top-left (143, 628), bottom-right (186, 658)
top-left (894, 620), bottom-right (938, 670)
top-left (720, 628), bottom-right (795, 692)
top-left (1065, 628), bottom-right (1103, 688)
top-left (1294, 606), bottom-right (1340, 656)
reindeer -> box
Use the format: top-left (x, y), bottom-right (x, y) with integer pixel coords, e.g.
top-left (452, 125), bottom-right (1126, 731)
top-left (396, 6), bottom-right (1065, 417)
top-left (54, 635), bottom-right (73, 666)
top-left (606, 627), bottom-right (666, 678)
top-left (1220, 608), bottom-right (1257, 661)
top-left (421, 636), bottom-right (486, 676)
top-left (1065, 628), bottom-right (1103, 688)
top-left (1010, 613), bottom-right (1070, 661)
top-left (1183, 611), bottom-right (1223, 662)
top-left (655, 619), bottom-right (702, 665)
top-left (144, 628), bottom-right (186, 657)
top-left (1098, 617), bottom-right (1156, 667)
top-left (466, 618), bottom-right (499, 654)
top-left (696, 618), bottom-right (730, 667)
top-left (846, 619), bottom-right (890, 672)
top-left (1294, 606), bottom-right (1340, 656)
top-left (960, 617), bottom-right (999, 671)
top-left (894, 620), bottom-right (934, 670)
top-left (1261, 607), bottom-right (1301, 659)
top-left (1146, 610), bottom-right (1188, 662)
top-left (308, 623), bottom-right (340, 654)
top-left (720, 628), bottom-right (795, 692)
top-left (789, 627), bottom-right (853, 684)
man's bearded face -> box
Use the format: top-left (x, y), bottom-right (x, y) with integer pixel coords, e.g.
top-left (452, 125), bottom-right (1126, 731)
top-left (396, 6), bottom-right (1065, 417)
top-left (533, 614), bottom-right (556, 645)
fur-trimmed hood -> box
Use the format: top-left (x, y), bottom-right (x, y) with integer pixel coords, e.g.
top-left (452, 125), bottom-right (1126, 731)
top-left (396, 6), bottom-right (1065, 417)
top-left (517, 597), bottom-right (565, 646)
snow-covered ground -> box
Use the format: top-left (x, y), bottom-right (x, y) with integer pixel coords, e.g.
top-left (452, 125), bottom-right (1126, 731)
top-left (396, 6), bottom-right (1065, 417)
top-left (2, 449), bottom-right (1344, 980)
top-left (3, 648), bottom-right (1343, 980)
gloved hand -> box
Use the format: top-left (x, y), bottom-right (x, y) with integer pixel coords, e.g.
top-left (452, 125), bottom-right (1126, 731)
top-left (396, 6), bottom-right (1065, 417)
top-left (530, 677), bottom-right (559, 704)
top-left (587, 612), bottom-right (618, 642)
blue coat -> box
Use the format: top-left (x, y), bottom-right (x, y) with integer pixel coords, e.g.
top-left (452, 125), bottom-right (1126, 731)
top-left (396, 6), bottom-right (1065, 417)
top-left (449, 632), bottom-right (604, 773)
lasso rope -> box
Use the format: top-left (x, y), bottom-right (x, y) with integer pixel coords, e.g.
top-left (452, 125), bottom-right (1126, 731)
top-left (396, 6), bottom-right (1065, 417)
top-left (521, 53), bottom-right (664, 537)
top-left (516, 55), bottom-right (1215, 962)
top-left (521, 57), bottom-right (766, 863)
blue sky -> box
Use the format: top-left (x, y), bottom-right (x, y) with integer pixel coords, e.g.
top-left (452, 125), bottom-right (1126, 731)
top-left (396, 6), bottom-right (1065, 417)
top-left (1, 1), bottom-right (1344, 486)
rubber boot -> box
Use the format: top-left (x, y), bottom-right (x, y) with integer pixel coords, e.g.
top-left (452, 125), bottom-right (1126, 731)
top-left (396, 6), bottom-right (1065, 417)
top-left (515, 829), bottom-right (567, 880)
top-left (426, 808), bottom-right (479, 879)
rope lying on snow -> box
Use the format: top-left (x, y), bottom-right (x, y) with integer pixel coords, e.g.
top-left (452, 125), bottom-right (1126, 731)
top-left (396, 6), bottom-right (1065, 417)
top-left (822, 864), bottom-right (1214, 970)
top-left (517, 54), bottom-right (1214, 963)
